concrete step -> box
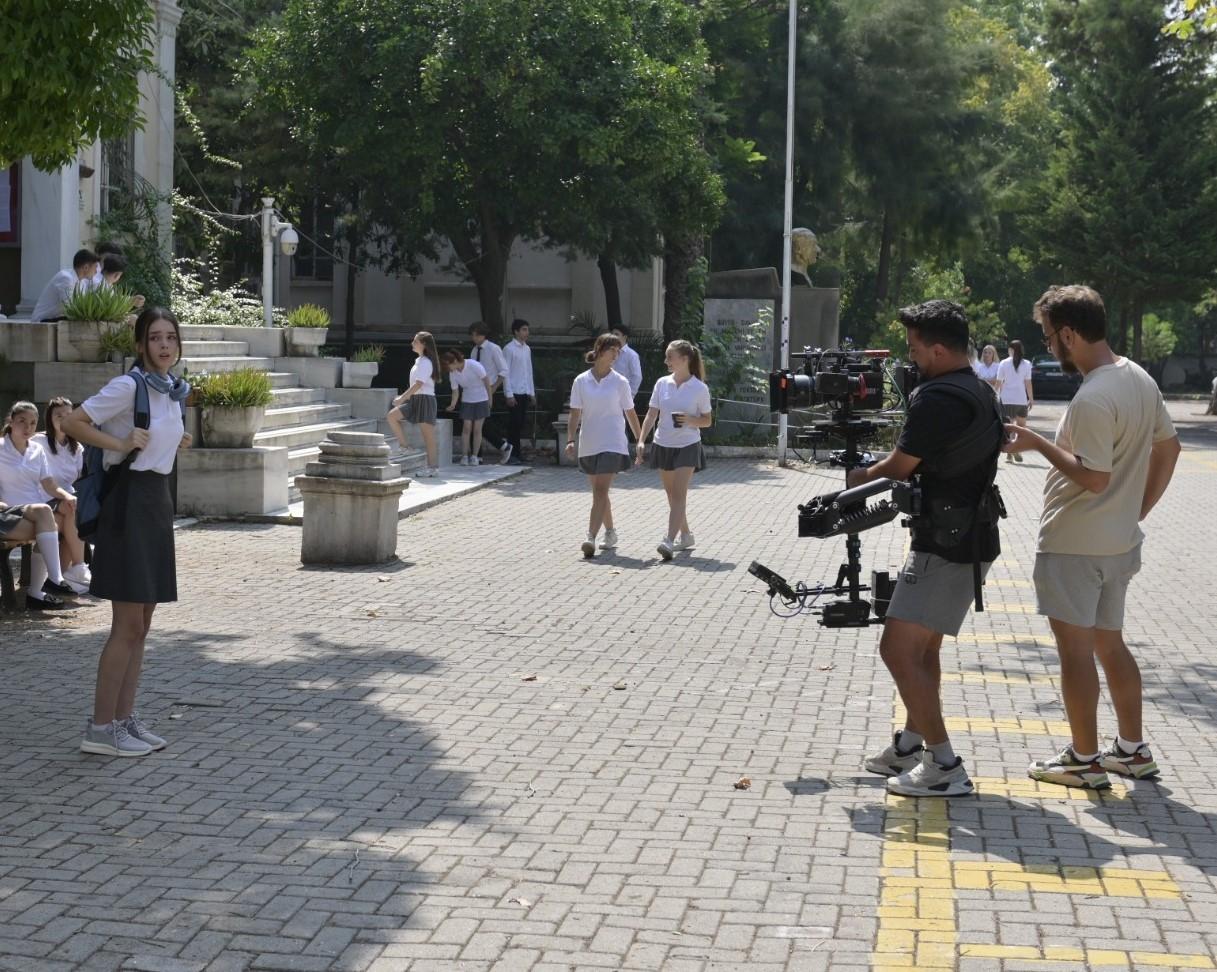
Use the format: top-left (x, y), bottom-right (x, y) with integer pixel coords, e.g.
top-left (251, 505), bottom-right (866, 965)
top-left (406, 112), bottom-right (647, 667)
top-left (261, 402), bottom-right (354, 431)
top-left (286, 441), bottom-right (427, 502)
top-left (179, 324), bottom-right (228, 341)
top-left (182, 340), bottom-right (250, 357)
top-left (254, 418), bottom-right (379, 451)
top-left (181, 355), bottom-right (274, 374)
top-left (267, 372), bottom-right (302, 389)
top-left (269, 386), bottom-right (328, 407)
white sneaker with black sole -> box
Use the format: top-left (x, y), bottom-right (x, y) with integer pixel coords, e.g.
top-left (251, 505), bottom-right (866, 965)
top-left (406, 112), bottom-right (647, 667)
top-left (887, 752), bottom-right (975, 798)
top-left (865, 730), bottom-right (924, 777)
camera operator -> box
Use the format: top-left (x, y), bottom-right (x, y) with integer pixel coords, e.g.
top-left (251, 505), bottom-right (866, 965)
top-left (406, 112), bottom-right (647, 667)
top-left (845, 300), bottom-right (1003, 798)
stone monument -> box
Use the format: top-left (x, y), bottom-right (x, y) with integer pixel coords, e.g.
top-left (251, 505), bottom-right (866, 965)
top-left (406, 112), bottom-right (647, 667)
top-left (296, 431), bottom-right (410, 564)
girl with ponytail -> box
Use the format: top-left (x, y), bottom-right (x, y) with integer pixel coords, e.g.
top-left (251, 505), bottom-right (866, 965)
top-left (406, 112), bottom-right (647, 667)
top-left (996, 339), bottom-right (1034, 462)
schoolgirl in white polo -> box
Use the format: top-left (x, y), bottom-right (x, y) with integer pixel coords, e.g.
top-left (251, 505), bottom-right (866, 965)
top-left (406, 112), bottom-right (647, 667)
top-left (63, 307), bottom-right (192, 758)
top-left (635, 340), bottom-right (712, 559)
top-left (565, 333), bottom-right (643, 557)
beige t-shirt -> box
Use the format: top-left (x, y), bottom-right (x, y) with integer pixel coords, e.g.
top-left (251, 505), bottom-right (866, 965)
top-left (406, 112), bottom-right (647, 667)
top-left (1038, 358), bottom-right (1175, 555)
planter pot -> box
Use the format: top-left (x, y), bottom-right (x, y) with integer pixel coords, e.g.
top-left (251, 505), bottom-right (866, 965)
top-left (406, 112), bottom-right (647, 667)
top-left (285, 326), bottom-right (328, 357)
top-left (57, 320), bottom-right (123, 363)
top-left (201, 405), bottom-right (266, 448)
top-left (342, 360), bottom-right (380, 388)
top-left (107, 350), bottom-right (123, 364)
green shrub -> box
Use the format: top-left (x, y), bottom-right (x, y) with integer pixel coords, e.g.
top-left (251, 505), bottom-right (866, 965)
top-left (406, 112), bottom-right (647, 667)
top-left (62, 286), bottom-right (135, 323)
top-left (352, 344), bottom-right (386, 363)
top-left (287, 304), bottom-right (331, 328)
top-left (173, 260), bottom-right (282, 328)
top-left (98, 323), bottom-right (137, 357)
top-left (193, 368), bottom-right (274, 407)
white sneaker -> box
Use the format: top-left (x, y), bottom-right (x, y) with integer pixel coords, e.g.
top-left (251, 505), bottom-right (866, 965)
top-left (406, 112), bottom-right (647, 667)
top-left (887, 752), bottom-right (974, 798)
top-left (600, 528), bottom-right (618, 550)
top-left (65, 563), bottom-right (92, 585)
top-left (864, 731), bottom-right (924, 777)
top-left (65, 576), bottom-right (91, 595)
top-left (414, 467), bottom-right (435, 479)
top-left (80, 719), bottom-right (152, 758)
top-left (581, 536), bottom-right (597, 558)
top-left (674, 532), bottom-right (695, 551)
top-left (500, 443), bottom-right (513, 464)
top-left (657, 537), bottom-right (674, 560)
top-left (458, 456), bottom-right (471, 466)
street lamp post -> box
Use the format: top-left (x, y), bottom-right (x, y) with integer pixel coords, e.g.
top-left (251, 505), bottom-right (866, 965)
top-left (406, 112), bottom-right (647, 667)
top-left (260, 196), bottom-right (299, 328)
top-left (777, 0), bottom-right (797, 465)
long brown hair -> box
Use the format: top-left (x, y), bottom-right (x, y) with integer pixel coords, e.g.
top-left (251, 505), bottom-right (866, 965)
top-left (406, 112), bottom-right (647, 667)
top-left (134, 306), bottom-right (183, 369)
top-left (2, 401), bottom-right (37, 438)
top-left (414, 331), bottom-right (441, 381)
top-left (441, 348), bottom-right (465, 367)
top-left (667, 340), bottom-right (705, 381)
top-left (43, 397), bottom-right (78, 455)
top-left (585, 333), bottom-right (623, 364)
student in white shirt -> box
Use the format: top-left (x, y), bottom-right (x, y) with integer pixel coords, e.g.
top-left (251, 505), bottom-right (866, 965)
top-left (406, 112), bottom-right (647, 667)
top-left (444, 349), bottom-right (493, 466)
top-left (610, 324), bottom-right (643, 399)
top-left (469, 321), bottom-right (513, 463)
top-left (635, 340), bottom-right (713, 560)
top-left (995, 339), bottom-right (1034, 463)
top-left (63, 306), bottom-right (193, 759)
top-left (32, 396), bottom-right (89, 592)
top-left (91, 253), bottom-right (145, 311)
top-left (0, 401), bottom-right (78, 608)
top-left (565, 333), bottom-right (643, 557)
top-left (973, 344), bottom-right (1000, 390)
top-left (501, 319), bottom-right (535, 462)
top-left (31, 248), bottom-right (99, 321)
top-left (388, 331), bottom-right (441, 477)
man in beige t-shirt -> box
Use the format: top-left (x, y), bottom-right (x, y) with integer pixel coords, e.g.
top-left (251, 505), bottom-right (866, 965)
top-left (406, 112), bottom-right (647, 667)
top-left (1004, 285), bottom-right (1180, 792)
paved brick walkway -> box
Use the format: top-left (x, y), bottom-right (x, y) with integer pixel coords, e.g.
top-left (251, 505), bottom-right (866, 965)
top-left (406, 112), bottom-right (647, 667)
top-left (1, 401), bottom-right (1215, 971)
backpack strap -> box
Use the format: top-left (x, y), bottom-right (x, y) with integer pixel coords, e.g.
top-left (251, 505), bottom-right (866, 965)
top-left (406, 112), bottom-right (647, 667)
top-left (128, 368), bottom-right (152, 431)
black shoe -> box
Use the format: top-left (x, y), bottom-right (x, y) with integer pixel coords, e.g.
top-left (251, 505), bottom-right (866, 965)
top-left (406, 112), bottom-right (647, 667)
top-left (43, 579), bottom-right (77, 598)
top-left (26, 594), bottom-right (68, 610)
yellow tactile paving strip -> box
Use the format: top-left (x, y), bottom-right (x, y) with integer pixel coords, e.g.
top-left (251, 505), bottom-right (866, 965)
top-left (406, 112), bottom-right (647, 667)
top-left (952, 860), bottom-right (1180, 898)
top-left (970, 775), bottom-right (1127, 802)
top-left (959, 944), bottom-right (1215, 967)
top-left (941, 670), bottom-right (1058, 686)
top-left (945, 716), bottom-right (1072, 736)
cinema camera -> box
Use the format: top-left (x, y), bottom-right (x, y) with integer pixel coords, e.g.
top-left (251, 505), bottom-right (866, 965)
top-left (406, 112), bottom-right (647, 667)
top-left (752, 345), bottom-right (920, 627)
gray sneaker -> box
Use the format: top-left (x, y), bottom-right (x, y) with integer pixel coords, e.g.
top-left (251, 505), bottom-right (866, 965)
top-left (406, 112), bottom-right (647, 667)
top-left (657, 537), bottom-right (675, 560)
top-left (865, 730), bottom-right (924, 777)
top-left (123, 714), bottom-right (167, 751)
top-left (674, 532), bottom-right (695, 551)
top-left (887, 752), bottom-right (974, 798)
top-left (80, 719), bottom-right (153, 758)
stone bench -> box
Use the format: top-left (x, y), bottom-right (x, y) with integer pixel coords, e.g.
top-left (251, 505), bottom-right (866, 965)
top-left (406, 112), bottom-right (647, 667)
top-left (1, 541), bottom-right (33, 612)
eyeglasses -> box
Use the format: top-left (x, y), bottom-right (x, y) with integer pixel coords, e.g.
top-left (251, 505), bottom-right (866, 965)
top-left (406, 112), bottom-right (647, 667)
top-left (1042, 326), bottom-right (1065, 349)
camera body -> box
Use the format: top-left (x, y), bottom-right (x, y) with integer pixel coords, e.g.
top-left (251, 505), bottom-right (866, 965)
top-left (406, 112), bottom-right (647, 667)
top-left (769, 347), bottom-right (895, 415)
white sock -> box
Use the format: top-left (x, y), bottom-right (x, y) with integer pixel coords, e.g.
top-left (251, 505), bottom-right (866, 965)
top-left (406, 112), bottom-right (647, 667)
top-left (897, 729), bottom-right (925, 753)
top-left (35, 532), bottom-right (64, 584)
top-left (93, 722), bottom-right (115, 733)
top-left (29, 552), bottom-right (48, 598)
top-left (1117, 734), bottom-right (1143, 754)
top-left (1072, 748), bottom-right (1100, 762)
top-left (928, 740), bottom-right (957, 767)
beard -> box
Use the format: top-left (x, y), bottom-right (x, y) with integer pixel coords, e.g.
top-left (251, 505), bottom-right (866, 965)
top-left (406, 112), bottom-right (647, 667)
top-left (1058, 347), bottom-right (1079, 374)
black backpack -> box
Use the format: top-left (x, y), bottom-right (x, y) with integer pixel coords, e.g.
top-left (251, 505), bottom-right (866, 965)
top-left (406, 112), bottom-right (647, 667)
top-left (74, 370), bottom-right (151, 540)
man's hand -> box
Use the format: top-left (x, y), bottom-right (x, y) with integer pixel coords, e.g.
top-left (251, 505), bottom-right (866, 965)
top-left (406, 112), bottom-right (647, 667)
top-left (506, 396), bottom-right (516, 407)
top-left (1001, 422), bottom-right (1042, 455)
top-left (179, 432), bottom-right (193, 450)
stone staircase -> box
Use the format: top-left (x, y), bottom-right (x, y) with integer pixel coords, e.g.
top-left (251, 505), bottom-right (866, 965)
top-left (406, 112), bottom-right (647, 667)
top-left (179, 325), bottom-right (425, 505)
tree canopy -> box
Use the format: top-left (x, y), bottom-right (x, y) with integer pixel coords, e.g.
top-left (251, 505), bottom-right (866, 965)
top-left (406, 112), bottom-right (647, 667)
top-left (0, 1), bottom-right (155, 170)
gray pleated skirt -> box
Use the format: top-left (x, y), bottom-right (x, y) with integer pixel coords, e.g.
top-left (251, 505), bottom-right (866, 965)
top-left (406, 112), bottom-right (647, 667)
top-left (459, 400), bottom-right (491, 420)
top-left (0, 504), bottom-right (31, 540)
top-left (400, 394), bottom-right (437, 425)
top-left (578, 451), bottom-right (631, 475)
top-left (649, 442), bottom-right (707, 471)
top-left (90, 470), bottom-right (177, 604)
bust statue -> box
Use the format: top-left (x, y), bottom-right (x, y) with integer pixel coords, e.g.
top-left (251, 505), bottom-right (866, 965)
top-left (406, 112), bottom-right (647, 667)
top-left (791, 228), bottom-right (819, 286)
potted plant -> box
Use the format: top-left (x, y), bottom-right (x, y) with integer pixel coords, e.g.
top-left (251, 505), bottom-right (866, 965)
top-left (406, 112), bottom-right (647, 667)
top-left (285, 304), bottom-right (331, 356)
top-left (194, 368), bottom-right (274, 448)
top-left (58, 287), bottom-right (136, 362)
top-left (343, 344), bottom-right (386, 388)
top-left (98, 321), bottom-right (137, 364)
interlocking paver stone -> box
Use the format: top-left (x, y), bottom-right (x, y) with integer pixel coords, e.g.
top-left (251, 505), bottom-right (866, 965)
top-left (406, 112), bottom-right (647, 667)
top-left (2, 401), bottom-right (1216, 970)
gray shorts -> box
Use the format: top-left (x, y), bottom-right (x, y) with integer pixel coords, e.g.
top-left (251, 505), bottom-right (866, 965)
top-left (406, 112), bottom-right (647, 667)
top-left (885, 551), bottom-right (992, 637)
top-left (1002, 404), bottom-right (1028, 419)
top-left (1033, 544), bottom-right (1141, 630)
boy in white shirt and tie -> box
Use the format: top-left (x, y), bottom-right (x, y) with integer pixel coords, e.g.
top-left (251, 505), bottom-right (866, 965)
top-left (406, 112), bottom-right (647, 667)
top-left (501, 319), bottom-right (535, 463)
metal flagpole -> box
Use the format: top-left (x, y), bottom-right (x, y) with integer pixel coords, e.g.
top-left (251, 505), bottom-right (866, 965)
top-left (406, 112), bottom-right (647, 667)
top-left (777, 0), bottom-right (797, 465)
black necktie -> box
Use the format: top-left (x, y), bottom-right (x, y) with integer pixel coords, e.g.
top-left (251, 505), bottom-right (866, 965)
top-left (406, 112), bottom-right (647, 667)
top-left (474, 346), bottom-right (481, 362)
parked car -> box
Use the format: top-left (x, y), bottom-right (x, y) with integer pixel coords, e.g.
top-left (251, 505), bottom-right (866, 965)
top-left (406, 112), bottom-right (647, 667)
top-left (1031, 356), bottom-right (1082, 400)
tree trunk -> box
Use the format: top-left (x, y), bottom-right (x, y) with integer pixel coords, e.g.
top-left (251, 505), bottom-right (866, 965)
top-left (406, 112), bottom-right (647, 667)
top-left (449, 216), bottom-right (515, 337)
top-left (1115, 301), bottom-right (1129, 355)
top-left (662, 233), bottom-right (703, 343)
top-left (874, 206), bottom-right (894, 310)
top-left (598, 253), bottom-right (622, 329)
top-left (1131, 300), bottom-right (1144, 362)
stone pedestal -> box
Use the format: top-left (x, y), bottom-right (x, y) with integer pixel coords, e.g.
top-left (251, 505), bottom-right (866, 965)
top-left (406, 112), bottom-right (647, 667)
top-left (177, 447), bottom-right (289, 516)
top-left (403, 416), bottom-right (454, 466)
top-left (295, 431), bottom-right (409, 564)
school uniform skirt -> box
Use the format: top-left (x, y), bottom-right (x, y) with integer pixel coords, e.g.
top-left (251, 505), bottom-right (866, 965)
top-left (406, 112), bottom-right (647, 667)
top-left (0, 504), bottom-right (30, 540)
top-left (90, 469), bottom-right (177, 604)
top-left (459, 399), bottom-right (491, 421)
top-left (578, 451), bottom-right (631, 475)
top-left (649, 442), bottom-right (707, 472)
top-left (399, 394), bottom-right (437, 425)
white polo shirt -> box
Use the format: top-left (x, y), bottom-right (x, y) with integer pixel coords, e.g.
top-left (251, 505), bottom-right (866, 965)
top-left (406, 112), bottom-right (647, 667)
top-left (997, 358), bottom-right (1033, 405)
top-left (570, 368), bottom-right (634, 456)
top-left (83, 374), bottom-right (184, 474)
top-left (449, 359), bottom-right (490, 403)
top-left (502, 339), bottom-right (535, 397)
top-left (649, 374), bottom-right (712, 449)
top-left (470, 341), bottom-right (508, 389)
top-left (409, 355), bottom-right (435, 396)
top-left (31, 269), bottom-right (82, 321)
top-left (0, 436), bottom-right (53, 505)
top-left (612, 343), bottom-right (643, 397)
top-left (31, 432), bottom-right (83, 493)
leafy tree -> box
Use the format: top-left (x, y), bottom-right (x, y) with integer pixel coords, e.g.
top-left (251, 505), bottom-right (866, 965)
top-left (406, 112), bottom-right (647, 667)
top-left (0, 2), bottom-right (155, 169)
top-left (251, 0), bottom-right (720, 336)
top-left (1163, 0), bottom-right (1217, 38)
top-left (1040, 0), bottom-right (1217, 359)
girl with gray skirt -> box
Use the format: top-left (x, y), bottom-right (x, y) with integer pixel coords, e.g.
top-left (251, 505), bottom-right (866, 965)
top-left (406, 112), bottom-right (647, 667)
top-left (635, 340), bottom-right (712, 560)
top-left (565, 333), bottom-right (643, 557)
top-left (63, 307), bottom-right (192, 758)
top-left (444, 349), bottom-right (492, 465)
top-left (388, 331), bottom-right (441, 477)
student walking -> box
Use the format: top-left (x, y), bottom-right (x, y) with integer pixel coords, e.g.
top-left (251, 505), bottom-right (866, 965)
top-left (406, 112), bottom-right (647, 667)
top-left (63, 307), bottom-right (192, 757)
top-left (996, 339), bottom-right (1033, 462)
top-left (388, 332), bottom-right (441, 477)
top-left (635, 340), bottom-right (712, 560)
top-left (32, 397), bottom-right (89, 592)
top-left (501, 319), bottom-right (535, 462)
top-left (0, 402), bottom-right (78, 609)
top-left (565, 334), bottom-right (643, 557)
top-left (444, 350), bottom-right (492, 465)
top-left (610, 324), bottom-right (643, 398)
top-left (469, 322), bottom-right (513, 463)
top-left (973, 344), bottom-right (1000, 390)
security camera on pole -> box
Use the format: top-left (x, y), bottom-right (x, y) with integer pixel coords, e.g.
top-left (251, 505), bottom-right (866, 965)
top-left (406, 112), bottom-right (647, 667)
top-left (776, 0), bottom-right (797, 466)
top-left (260, 196), bottom-right (299, 328)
